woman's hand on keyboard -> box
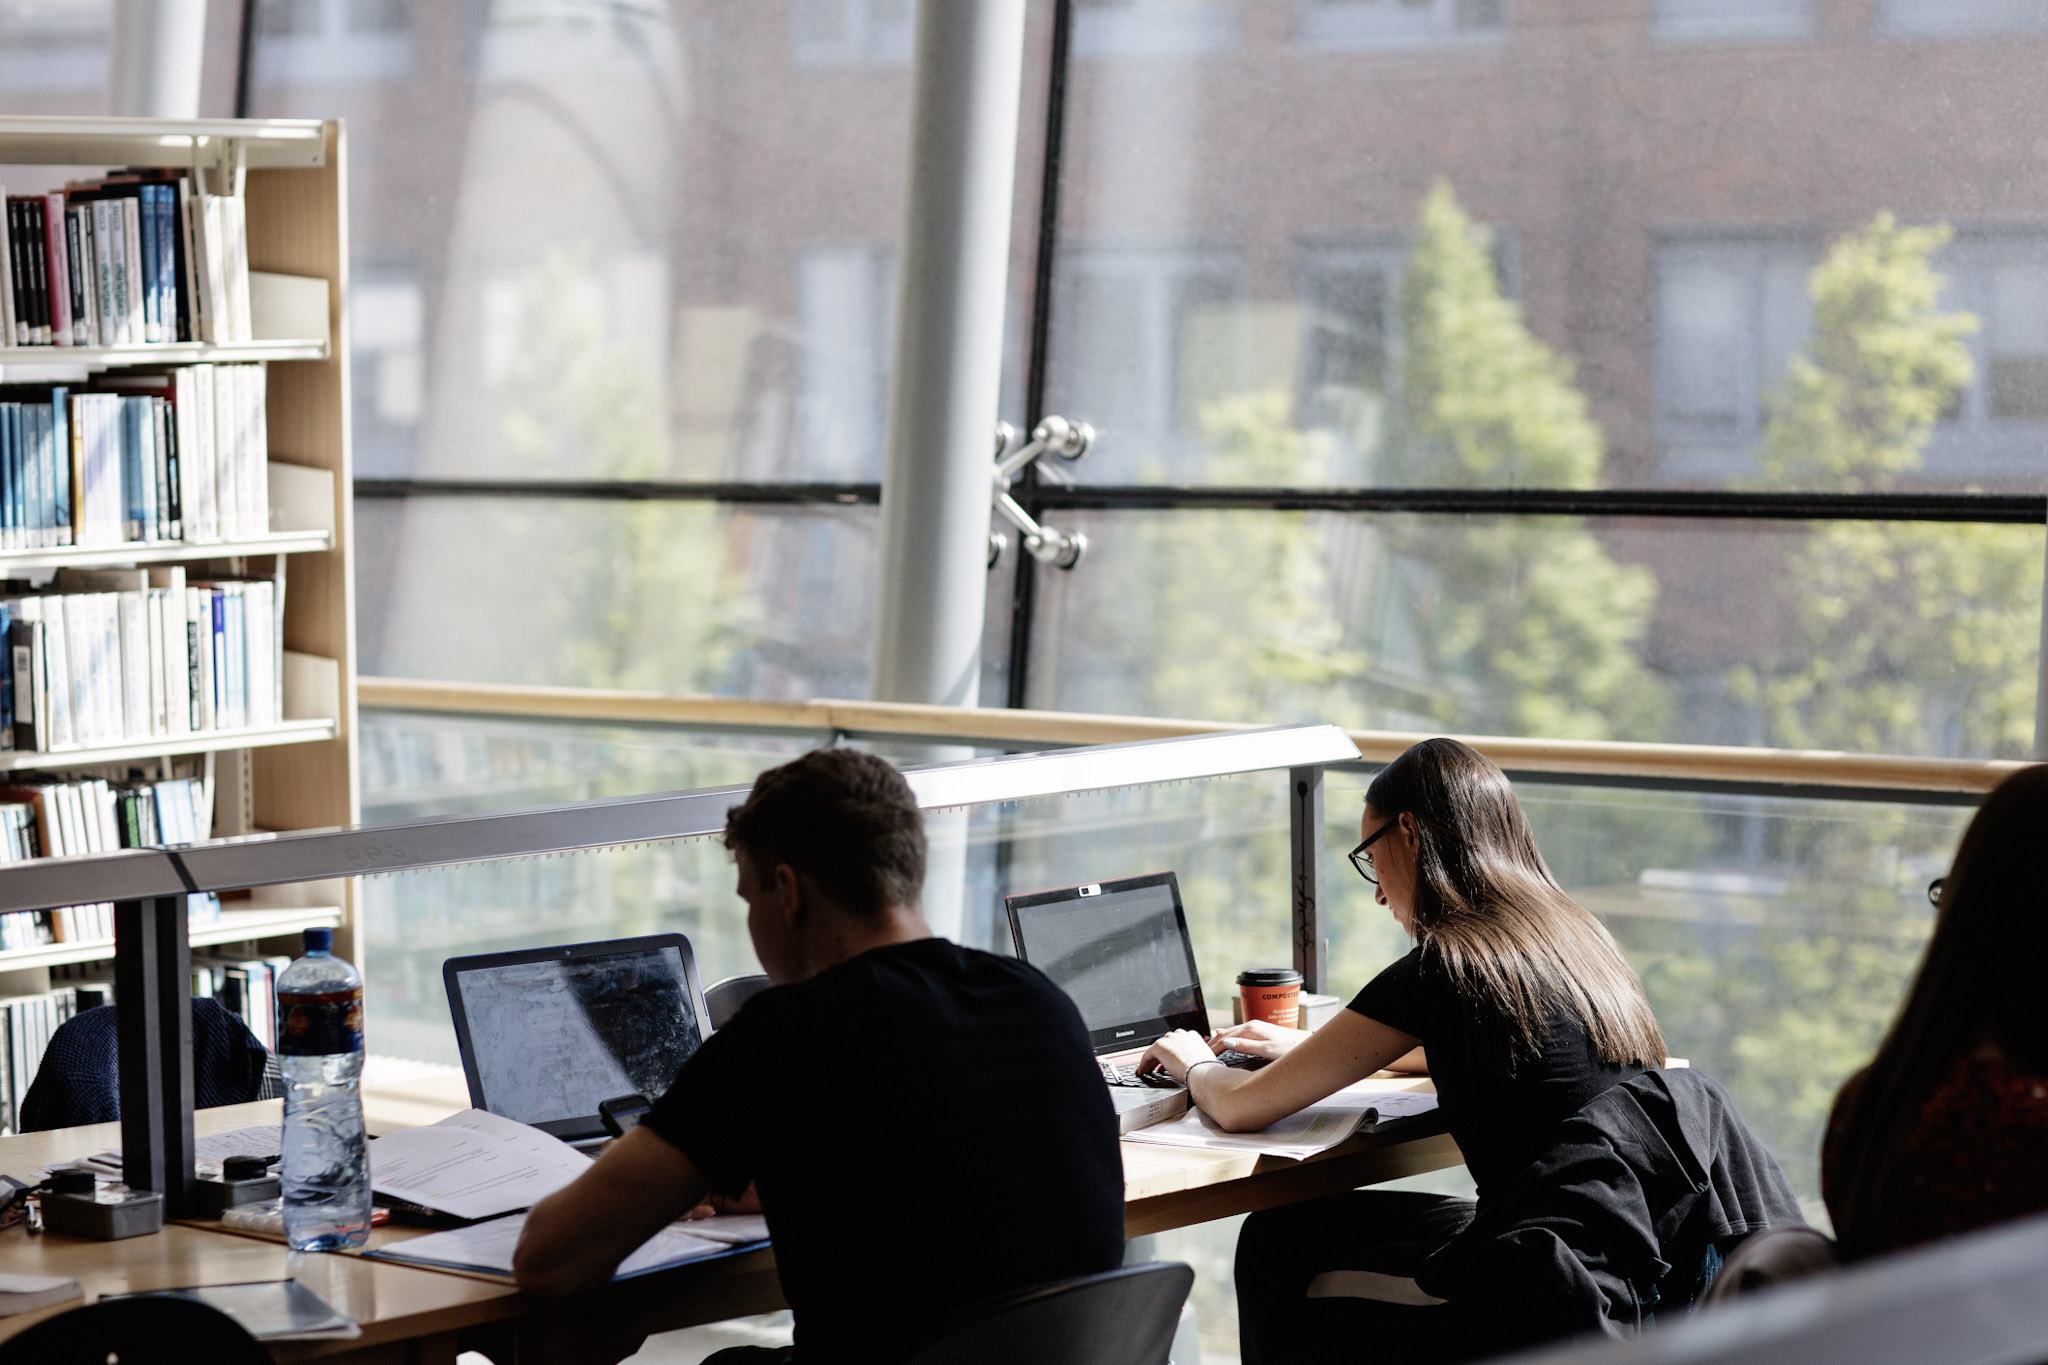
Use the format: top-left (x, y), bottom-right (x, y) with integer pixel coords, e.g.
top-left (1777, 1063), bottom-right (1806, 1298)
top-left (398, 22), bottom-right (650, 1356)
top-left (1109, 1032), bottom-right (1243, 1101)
top-left (1208, 1019), bottom-right (1311, 1063)
top-left (1137, 1029), bottom-right (1218, 1084)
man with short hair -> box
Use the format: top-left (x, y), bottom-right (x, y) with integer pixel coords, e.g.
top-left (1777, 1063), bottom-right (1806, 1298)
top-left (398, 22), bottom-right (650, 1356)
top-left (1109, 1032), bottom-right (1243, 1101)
top-left (515, 748), bottom-right (1126, 1363)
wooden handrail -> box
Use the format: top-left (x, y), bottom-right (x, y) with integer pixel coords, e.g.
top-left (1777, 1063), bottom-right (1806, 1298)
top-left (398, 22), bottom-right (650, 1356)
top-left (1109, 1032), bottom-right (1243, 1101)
top-left (356, 677), bottom-right (2026, 797)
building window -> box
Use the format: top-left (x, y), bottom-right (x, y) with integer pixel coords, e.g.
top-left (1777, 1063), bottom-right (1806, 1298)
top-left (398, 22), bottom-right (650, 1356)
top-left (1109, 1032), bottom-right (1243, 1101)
top-left (1073, 0), bottom-right (1239, 59)
top-left (796, 245), bottom-right (896, 481)
top-left (1295, 0), bottom-right (1508, 50)
top-left (254, 0), bottom-right (412, 85)
top-left (1047, 247), bottom-right (1244, 479)
top-left (1300, 247), bottom-right (1405, 479)
top-left (790, 0), bottom-right (914, 67)
top-left (1652, 0), bottom-right (1813, 43)
top-left (1875, 0), bottom-right (2048, 37)
top-left (1924, 234), bottom-right (2048, 474)
top-left (351, 268), bottom-right (424, 478)
top-left (1654, 237), bottom-right (1816, 476)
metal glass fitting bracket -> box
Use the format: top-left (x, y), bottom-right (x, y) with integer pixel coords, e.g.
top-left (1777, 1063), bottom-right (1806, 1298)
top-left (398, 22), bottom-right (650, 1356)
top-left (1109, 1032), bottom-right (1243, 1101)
top-left (991, 415), bottom-right (1094, 569)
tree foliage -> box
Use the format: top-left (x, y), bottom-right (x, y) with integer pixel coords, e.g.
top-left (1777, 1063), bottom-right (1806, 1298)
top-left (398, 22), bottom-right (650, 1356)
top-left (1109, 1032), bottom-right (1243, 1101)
top-left (1377, 182), bottom-right (1666, 741)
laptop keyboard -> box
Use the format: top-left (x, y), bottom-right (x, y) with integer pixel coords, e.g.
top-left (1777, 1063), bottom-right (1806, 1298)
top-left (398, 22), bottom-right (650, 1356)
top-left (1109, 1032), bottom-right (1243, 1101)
top-left (1101, 1050), bottom-right (1265, 1088)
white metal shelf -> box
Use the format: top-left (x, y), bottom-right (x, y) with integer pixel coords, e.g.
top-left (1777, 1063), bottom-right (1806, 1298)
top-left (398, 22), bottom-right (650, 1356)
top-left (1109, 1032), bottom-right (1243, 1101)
top-left (0, 117), bottom-right (329, 169)
top-left (0, 904), bottom-right (340, 974)
top-left (0, 529), bottom-right (332, 570)
top-left (0, 718), bottom-right (337, 774)
top-left (0, 339), bottom-right (328, 371)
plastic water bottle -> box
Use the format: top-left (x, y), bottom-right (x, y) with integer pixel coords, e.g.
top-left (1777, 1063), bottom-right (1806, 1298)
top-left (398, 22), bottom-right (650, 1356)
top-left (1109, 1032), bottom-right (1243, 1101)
top-left (277, 927), bottom-right (370, 1251)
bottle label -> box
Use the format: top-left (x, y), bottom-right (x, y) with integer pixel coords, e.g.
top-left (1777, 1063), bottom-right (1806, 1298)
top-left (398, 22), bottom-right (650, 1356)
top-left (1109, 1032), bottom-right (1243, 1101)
top-left (278, 986), bottom-right (364, 1056)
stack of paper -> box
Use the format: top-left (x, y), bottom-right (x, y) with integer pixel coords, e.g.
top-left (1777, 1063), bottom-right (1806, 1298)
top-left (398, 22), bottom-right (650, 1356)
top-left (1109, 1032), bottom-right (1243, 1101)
top-left (366, 1211), bottom-right (769, 1281)
top-left (1123, 1080), bottom-right (1439, 1161)
top-left (368, 1109), bottom-right (593, 1221)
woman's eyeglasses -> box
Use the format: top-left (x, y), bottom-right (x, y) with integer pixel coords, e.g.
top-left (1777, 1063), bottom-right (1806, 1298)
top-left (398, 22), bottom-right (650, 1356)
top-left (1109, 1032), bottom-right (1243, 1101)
top-left (1349, 818), bottom-right (1398, 885)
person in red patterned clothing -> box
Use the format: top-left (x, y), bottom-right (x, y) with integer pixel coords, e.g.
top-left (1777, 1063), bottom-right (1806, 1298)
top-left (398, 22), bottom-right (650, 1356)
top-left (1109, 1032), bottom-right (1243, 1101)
top-left (1823, 764), bottom-right (2048, 1260)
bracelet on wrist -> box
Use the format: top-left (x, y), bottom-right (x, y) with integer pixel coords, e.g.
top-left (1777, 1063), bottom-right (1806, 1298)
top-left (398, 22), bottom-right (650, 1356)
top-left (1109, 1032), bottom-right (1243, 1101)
top-left (1183, 1058), bottom-right (1227, 1088)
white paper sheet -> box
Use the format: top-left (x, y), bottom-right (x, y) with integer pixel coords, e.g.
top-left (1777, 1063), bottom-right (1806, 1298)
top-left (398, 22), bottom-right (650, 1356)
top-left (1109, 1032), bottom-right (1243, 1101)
top-left (70, 1124), bottom-right (285, 1180)
top-left (1122, 1080), bottom-right (1439, 1161)
top-left (368, 1109), bottom-right (593, 1220)
top-left (368, 1211), bottom-right (767, 1280)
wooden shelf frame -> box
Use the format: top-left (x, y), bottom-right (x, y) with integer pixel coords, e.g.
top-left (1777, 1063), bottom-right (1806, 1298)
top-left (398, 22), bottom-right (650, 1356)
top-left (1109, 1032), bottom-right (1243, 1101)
top-left (0, 339), bottom-right (328, 370)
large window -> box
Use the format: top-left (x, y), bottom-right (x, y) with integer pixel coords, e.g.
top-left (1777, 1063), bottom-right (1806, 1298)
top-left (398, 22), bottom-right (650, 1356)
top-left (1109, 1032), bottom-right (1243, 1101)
top-left (1652, 0), bottom-right (1813, 42)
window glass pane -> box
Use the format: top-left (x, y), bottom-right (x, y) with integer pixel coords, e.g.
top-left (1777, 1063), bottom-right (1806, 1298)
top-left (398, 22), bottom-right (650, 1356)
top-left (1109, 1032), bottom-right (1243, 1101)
top-left (1027, 509), bottom-right (2043, 758)
top-left (1652, 0), bottom-right (1812, 42)
top-left (0, 0), bottom-right (111, 105)
top-left (1043, 1), bottom-right (2048, 490)
top-left (250, 0), bottom-right (990, 483)
top-left (1876, 0), bottom-right (2048, 37)
top-left (356, 498), bottom-right (1017, 701)
top-left (1323, 770), bottom-right (1964, 1214)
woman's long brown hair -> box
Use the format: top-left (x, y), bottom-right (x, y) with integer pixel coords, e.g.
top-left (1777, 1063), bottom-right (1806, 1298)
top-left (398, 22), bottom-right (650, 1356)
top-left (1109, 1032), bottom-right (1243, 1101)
top-left (1366, 738), bottom-right (1666, 1069)
top-left (1826, 764), bottom-right (2048, 1257)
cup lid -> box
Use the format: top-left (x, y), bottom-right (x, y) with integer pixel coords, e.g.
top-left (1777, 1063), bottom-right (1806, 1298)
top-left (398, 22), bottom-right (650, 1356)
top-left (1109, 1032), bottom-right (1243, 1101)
top-left (1237, 967), bottom-right (1303, 987)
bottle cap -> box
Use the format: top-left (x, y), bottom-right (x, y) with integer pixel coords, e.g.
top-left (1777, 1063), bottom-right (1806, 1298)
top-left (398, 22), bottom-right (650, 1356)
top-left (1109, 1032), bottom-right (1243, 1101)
top-left (1236, 967), bottom-right (1303, 988)
top-left (303, 927), bottom-right (333, 953)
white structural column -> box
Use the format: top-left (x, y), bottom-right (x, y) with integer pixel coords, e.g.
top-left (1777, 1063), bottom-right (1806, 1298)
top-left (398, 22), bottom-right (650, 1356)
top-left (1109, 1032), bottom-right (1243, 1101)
top-left (106, 0), bottom-right (208, 119)
top-left (870, 0), bottom-right (1029, 710)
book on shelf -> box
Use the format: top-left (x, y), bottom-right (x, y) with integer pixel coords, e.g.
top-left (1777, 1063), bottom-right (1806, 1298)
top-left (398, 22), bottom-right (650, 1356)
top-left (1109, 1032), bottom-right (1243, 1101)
top-left (0, 167), bottom-right (251, 350)
top-left (0, 984), bottom-right (80, 1134)
top-left (0, 562), bottom-right (285, 753)
top-left (0, 366), bottom-right (270, 552)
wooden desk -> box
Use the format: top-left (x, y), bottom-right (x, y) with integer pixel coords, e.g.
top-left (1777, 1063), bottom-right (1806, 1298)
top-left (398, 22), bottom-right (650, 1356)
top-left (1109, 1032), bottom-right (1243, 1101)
top-left (0, 1078), bottom-right (1462, 1362)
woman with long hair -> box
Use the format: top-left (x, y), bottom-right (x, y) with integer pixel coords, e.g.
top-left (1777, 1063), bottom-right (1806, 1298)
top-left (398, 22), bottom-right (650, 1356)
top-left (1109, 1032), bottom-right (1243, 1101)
top-left (1139, 738), bottom-right (1701, 1362)
top-left (1823, 763), bottom-right (2048, 1260)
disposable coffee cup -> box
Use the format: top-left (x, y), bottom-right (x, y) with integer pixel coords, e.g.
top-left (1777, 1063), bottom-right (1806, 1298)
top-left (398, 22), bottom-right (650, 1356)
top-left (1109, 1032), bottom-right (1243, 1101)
top-left (1237, 967), bottom-right (1305, 1029)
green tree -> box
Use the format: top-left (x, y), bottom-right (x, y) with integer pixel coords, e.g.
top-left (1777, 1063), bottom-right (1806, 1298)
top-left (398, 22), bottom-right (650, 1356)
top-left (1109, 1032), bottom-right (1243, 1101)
top-left (1738, 213), bottom-right (2040, 759)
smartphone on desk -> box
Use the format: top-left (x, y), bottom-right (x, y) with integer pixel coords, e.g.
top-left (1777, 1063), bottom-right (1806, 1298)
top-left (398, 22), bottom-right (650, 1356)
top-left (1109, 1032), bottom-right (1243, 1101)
top-left (599, 1094), bottom-right (652, 1138)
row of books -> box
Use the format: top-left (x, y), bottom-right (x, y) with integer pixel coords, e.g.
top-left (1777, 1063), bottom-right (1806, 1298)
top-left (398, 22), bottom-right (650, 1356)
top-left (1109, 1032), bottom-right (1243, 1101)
top-left (4, 567), bottom-right (284, 753)
top-left (0, 367), bottom-right (271, 550)
top-left (195, 950), bottom-right (289, 1053)
top-left (0, 169), bottom-right (252, 350)
top-left (0, 774), bottom-right (215, 952)
top-left (0, 984), bottom-right (82, 1134)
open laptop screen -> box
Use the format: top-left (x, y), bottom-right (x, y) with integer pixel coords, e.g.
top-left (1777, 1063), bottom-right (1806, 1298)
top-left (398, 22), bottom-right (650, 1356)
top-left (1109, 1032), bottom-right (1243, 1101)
top-left (1005, 871), bottom-right (1208, 1055)
top-left (443, 936), bottom-right (709, 1140)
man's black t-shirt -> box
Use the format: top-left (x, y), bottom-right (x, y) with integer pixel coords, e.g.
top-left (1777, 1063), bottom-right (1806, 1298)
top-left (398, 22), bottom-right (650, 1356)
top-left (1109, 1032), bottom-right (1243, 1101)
top-left (642, 938), bottom-right (1125, 1363)
top-left (1349, 945), bottom-right (1648, 1197)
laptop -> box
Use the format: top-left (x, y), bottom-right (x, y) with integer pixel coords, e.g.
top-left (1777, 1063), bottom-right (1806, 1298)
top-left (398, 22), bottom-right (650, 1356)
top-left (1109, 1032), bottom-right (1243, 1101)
top-left (443, 934), bottom-right (713, 1148)
top-left (1006, 871), bottom-right (1252, 1132)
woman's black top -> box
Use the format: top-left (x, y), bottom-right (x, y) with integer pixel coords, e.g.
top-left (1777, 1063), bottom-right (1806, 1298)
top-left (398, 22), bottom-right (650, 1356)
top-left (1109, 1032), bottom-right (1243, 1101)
top-left (1349, 944), bottom-right (1648, 1197)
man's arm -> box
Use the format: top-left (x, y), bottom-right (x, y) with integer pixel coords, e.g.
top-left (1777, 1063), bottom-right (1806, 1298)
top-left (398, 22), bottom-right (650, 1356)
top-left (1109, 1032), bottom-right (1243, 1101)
top-left (513, 1126), bottom-right (712, 1298)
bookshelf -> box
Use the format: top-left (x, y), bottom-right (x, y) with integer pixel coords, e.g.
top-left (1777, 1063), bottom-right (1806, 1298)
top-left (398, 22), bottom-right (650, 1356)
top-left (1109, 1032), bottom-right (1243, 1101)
top-left (0, 117), bottom-right (356, 1033)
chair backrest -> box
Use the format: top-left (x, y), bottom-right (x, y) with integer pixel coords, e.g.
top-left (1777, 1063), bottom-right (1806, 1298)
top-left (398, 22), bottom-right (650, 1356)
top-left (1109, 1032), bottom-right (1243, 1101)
top-left (1700, 1226), bottom-right (1840, 1305)
top-left (20, 1000), bottom-right (273, 1132)
top-left (0, 1296), bottom-right (269, 1365)
top-left (895, 1261), bottom-right (1195, 1365)
top-left (705, 973), bottom-right (772, 1031)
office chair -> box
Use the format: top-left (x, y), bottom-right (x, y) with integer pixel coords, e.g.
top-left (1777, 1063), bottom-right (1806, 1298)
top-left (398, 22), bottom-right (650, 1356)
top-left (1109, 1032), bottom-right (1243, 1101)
top-left (0, 1295), bottom-right (268, 1365)
top-left (892, 1261), bottom-right (1195, 1365)
top-left (19, 1000), bottom-right (279, 1131)
top-left (705, 973), bottom-right (771, 1031)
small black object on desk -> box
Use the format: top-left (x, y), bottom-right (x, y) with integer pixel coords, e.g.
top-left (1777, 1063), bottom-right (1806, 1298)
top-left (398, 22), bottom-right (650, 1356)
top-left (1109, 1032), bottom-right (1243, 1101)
top-left (191, 1154), bottom-right (281, 1219)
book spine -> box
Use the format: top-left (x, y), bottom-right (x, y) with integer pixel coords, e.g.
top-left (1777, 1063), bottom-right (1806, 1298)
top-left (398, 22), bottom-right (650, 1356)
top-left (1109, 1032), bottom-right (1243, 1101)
top-left (90, 200), bottom-right (118, 345)
top-left (152, 185), bottom-right (176, 346)
top-left (158, 395), bottom-right (180, 541)
top-left (41, 194), bottom-right (70, 347)
top-left (23, 200), bottom-right (49, 345)
top-left (0, 186), bottom-right (16, 348)
top-left (48, 388), bottom-right (68, 549)
top-left (121, 196), bottom-right (144, 347)
top-left (6, 202), bottom-right (30, 345)
top-left (136, 186), bottom-right (159, 344)
top-left (171, 176), bottom-right (196, 344)
top-left (64, 204), bottom-right (92, 348)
